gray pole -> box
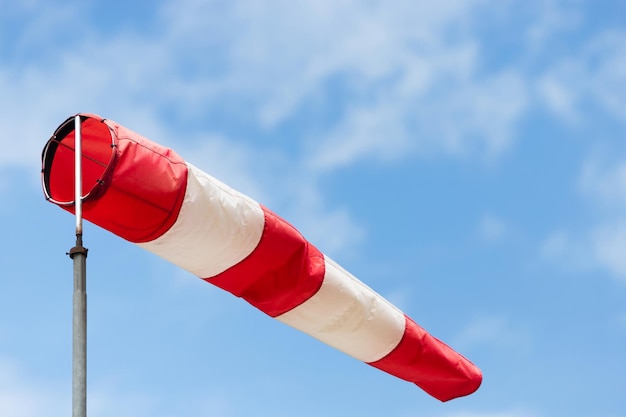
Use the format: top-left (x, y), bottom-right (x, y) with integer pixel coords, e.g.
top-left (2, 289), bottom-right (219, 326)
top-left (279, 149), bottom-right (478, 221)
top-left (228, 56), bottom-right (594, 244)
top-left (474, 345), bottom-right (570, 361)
top-left (70, 237), bottom-right (87, 417)
top-left (69, 115), bottom-right (87, 417)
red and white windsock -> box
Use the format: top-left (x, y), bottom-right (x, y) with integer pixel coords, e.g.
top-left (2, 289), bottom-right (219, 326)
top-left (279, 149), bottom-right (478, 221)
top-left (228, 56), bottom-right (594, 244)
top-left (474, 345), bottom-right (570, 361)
top-left (41, 113), bottom-right (482, 402)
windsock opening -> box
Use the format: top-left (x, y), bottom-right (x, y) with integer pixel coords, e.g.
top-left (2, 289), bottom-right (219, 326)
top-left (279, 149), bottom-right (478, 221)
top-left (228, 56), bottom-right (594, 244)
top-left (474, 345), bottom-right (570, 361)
top-left (41, 114), bottom-right (189, 242)
top-left (42, 114), bottom-right (115, 206)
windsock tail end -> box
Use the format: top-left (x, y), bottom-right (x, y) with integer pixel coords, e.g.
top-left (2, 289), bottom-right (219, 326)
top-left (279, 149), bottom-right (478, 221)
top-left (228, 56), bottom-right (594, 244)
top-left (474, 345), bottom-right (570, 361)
top-left (368, 316), bottom-right (482, 402)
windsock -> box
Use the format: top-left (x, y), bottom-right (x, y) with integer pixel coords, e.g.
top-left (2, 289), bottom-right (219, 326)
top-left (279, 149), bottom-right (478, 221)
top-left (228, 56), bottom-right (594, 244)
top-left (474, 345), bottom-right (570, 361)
top-left (41, 114), bottom-right (482, 402)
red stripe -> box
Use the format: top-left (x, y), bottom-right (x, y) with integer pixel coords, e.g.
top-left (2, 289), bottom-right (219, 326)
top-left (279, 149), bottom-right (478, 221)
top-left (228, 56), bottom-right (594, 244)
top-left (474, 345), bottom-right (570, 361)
top-left (368, 316), bottom-right (482, 402)
top-left (105, 130), bottom-right (188, 243)
top-left (46, 115), bottom-right (189, 243)
top-left (207, 206), bottom-right (326, 317)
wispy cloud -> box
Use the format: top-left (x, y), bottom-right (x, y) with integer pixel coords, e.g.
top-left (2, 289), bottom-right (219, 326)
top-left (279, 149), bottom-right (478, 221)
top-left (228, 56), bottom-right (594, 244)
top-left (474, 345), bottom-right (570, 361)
top-left (524, 0), bottom-right (582, 52)
top-left (155, 0), bottom-right (493, 127)
top-left (541, 152), bottom-right (626, 284)
top-left (95, 0), bottom-right (530, 171)
top-left (0, 0), bottom-right (564, 207)
top-left (538, 29), bottom-right (626, 124)
top-left (541, 225), bottom-right (626, 285)
top-left (591, 220), bottom-right (626, 281)
top-left (4, 0), bottom-right (620, 173)
top-left (580, 154), bottom-right (626, 283)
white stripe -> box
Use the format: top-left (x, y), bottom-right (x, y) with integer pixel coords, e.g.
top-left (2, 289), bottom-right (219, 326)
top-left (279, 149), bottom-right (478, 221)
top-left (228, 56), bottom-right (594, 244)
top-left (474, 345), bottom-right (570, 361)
top-left (138, 163), bottom-right (265, 277)
top-left (276, 257), bottom-right (406, 363)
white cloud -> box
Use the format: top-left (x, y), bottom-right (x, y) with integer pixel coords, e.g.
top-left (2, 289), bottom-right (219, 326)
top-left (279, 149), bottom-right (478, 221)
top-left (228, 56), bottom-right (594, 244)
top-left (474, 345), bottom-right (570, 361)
top-left (541, 225), bottom-right (626, 285)
top-left (540, 148), bottom-right (626, 284)
top-left (307, 96), bottom-right (413, 171)
top-left (538, 29), bottom-right (626, 124)
top-left (307, 52), bottom-right (529, 171)
top-left (539, 230), bottom-right (595, 271)
top-left (156, 0), bottom-right (529, 170)
top-left (524, 0), bottom-right (582, 51)
top-left (7, 0), bottom-right (617, 178)
top-left (591, 220), bottom-right (626, 282)
top-left (578, 155), bottom-right (626, 283)
top-left (536, 73), bottom-right (581, 123)
top-left (446, 71), bottom-right (528, 157)
top-left (2, 1), bottom-right (473, 227)
top-left (586, 31), bottom-right (626, 121)
top-left (2, 0), bottom-right (532, 176)
top-left (0, 72), bottom-right (70, 173)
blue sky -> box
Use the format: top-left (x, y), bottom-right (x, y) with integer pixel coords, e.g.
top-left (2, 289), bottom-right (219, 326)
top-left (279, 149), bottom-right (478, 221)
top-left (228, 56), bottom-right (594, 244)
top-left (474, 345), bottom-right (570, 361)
top-left (1, 0), bottom-right (625, 416)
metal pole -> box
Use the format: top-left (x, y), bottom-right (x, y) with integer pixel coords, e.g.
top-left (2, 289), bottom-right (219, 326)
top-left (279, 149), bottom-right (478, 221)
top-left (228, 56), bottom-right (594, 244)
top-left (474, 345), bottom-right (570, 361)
top-left (69, 115), bottom-right (87, 417)
top-left (74, 115), bottom-right (83, 236)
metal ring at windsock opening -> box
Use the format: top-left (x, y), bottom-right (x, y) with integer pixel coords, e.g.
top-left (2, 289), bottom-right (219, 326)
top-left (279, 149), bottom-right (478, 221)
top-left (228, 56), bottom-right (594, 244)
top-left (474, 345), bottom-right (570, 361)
top-left (41, 114), bottom-right (116, 206)
top-left (41, 113), bottom-right (189, 243)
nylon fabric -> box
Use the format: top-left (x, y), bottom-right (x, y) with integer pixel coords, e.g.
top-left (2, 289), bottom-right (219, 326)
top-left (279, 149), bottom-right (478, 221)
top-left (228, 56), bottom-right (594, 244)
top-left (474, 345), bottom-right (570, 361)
top-left (207, 206), bottom-right (325, 317)
top-left (139, 164), bottom-right (265, 278)
top-left (368, 316), bottom-right (483, 401)
top-left (276, 256), bottom-right (405, 363)
top-left (43, 114), bottom-right (188, 243)
top-left (41, 113), bottom-right (483, 402)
